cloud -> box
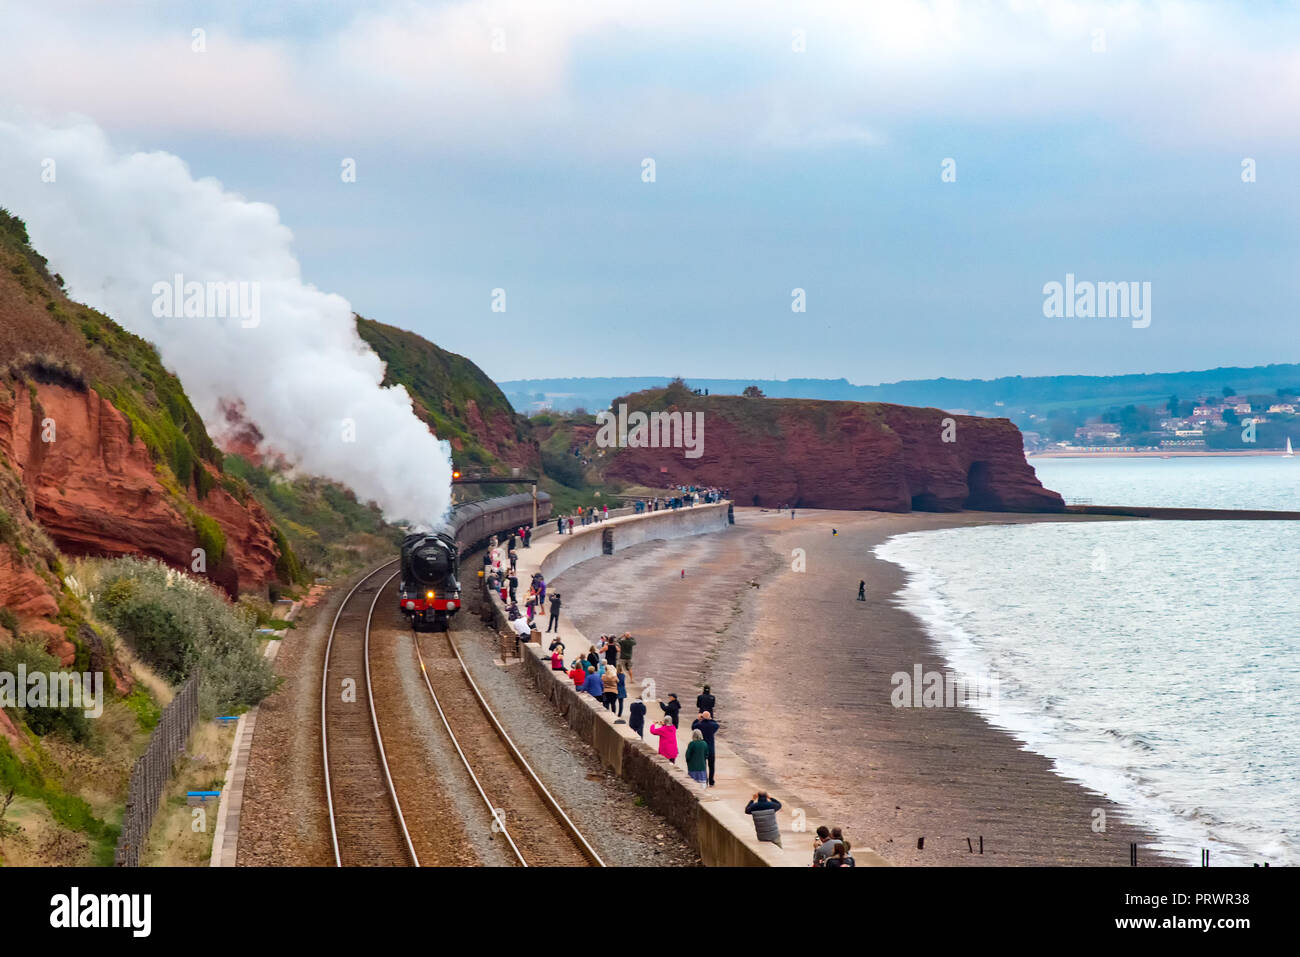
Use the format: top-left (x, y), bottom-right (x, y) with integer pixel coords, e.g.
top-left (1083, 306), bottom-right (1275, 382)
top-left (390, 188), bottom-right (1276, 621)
top-left (0, 118), bottom-right (454, 526)
top-left (0, 1), bottom-right (1296, 155)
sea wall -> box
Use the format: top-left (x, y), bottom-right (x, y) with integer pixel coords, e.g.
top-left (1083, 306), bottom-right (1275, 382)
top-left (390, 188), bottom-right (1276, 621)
top-left (485, 501), bottom-right (861, 867)
top-left (538, 502), bottom-right (731, 582)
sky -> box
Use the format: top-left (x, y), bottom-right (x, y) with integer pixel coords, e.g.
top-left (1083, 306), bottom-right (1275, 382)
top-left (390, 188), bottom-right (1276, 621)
top-left (1, 0), bottom-right (1298, 385)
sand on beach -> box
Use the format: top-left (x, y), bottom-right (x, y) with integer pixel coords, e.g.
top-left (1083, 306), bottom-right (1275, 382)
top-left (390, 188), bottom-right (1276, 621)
top-left (551, 506), bottom-right (1169, 866)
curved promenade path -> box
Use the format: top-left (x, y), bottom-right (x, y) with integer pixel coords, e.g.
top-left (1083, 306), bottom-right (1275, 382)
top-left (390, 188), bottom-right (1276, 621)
top-left (491, 502), bottom-right (888, 867)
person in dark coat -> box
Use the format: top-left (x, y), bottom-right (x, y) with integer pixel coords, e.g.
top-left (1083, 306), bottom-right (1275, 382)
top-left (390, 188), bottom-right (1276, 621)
top-left (745, 792), bottom-right (783, 846)
top-left (658, 694), bottom-right (681, 727)
top-left (696, 685), bottom-right (715, 714)
top-left (628, 698), bottom-right (647, 737)
top-left (556, 516), bottom-right (563, 536)
top-left (507, 571), bottom-right (518, 602)
top-left (691, 712), bottom-right (720, 786)
top-left (547, 592), bottom-right (562, 632)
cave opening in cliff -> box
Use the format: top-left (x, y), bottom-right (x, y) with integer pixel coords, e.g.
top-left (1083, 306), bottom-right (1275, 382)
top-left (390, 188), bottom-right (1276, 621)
top-left (910, 492), bottom-right (946, 512)
top-left (963, 460), bottom-right (1000, 509)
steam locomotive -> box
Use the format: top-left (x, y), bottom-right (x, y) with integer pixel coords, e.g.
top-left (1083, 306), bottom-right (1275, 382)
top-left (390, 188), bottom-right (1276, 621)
top-left (398, 490), bottom-right (552, 631)
top-left (398, 526), bottom-right (461, 631)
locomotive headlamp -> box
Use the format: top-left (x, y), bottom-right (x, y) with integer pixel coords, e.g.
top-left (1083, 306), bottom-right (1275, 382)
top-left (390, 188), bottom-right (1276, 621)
top-left (426, 591), bottom-right (434, 599)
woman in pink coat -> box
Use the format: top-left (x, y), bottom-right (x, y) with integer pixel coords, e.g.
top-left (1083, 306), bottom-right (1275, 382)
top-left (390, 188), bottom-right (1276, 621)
top-left (650, 721), bottom-right (678, 764)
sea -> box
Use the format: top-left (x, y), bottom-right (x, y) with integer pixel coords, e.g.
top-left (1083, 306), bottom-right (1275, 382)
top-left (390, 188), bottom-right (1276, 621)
top-left (875, 455), bottom-right (1298, 866)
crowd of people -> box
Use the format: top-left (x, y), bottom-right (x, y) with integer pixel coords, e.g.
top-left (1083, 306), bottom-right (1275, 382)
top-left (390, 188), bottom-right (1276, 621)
top-left (631, 485), bottom-right (728, 514)
top-left (484, 509), bottom-right (857, 868)
top-left (555, 503), bottom-right (609, 535)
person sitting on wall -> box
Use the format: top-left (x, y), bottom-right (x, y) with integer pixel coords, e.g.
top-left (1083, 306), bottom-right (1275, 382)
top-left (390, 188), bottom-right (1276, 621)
top-left (745, 792), bottom-right (783, 847)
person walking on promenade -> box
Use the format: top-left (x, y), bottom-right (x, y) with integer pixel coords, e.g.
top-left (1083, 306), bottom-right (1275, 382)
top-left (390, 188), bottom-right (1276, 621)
top-left (601, 668), bottom-right (619, 711)
top-left (586, 645), bottom-right (600, 670)
top-left (857, 580), bottom-right (866, 601)
top-left (650, 719), bottom-right (678, 764)
top-left (659, 694), bottom-right (681, 728)
top-left (691, 711), bottom-right (720, 786)
top-left (697, 685), bottom-right (715, 715)
top-left (629, 697), bottom-right (646, 737)
top-left (547, 592), bottom-right (562, 632)
top-left (568, 516), bottom-right (575, 534)
top-left (616, 669), bottom-right (627, 717)
top-left (617, 633), bottom-right (636, 675)
top-left (603, 638), bottom-right (619, 669)
top-left (745, 792), bottom-right (783, 847)
top-left (685, 729), bottom-right (709, 789)
top-left (556, 516), bottom-right (563, 536)
top-left (508, 570), bottom-right (518, 602)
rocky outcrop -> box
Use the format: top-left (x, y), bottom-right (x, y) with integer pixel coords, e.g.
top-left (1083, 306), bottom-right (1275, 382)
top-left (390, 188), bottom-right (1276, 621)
top-left (600, 391), bottom-right (1064, 512)
top-left (0, 382), bottom-right (280, 598)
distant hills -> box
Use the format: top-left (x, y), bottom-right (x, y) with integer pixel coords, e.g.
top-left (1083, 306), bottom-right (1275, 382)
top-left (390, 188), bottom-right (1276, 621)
top-left (499, 366), bottom-right (1300, 418)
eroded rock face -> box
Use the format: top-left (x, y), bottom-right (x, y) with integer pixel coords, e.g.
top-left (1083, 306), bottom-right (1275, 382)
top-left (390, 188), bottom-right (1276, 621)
top-left (601, 397), bottom-right (1063, 512)
top-left (0, 382), bottom-right (279, 597)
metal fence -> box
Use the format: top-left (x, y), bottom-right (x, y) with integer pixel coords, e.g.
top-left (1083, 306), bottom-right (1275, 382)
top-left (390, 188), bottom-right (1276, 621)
top-left (114, 670), bottom-right (200, 866)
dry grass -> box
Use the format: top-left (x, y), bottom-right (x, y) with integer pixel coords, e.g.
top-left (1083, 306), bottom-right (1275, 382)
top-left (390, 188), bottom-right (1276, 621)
top-left (139, 720), bottom-right (234, 866)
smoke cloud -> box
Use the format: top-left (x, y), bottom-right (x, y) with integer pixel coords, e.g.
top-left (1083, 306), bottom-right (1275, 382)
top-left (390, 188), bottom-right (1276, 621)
top-left (0, 119), bottom-right (452, 526)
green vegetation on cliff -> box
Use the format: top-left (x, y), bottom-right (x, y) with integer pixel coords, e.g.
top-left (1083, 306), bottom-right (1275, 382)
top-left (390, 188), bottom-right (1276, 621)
top-left (357, 315), bottom-right (537, 473)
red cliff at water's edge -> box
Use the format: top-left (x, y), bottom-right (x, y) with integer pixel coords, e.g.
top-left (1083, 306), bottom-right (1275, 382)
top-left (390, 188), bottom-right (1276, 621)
top-left (598, 392), bottom-right (1064, 512)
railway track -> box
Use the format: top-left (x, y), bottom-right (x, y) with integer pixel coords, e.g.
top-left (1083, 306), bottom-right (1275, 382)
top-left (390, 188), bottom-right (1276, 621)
top-left (321, 561), bottom-right (419, 866)
top-left (413, 619), bottom-right (605, 867)
top-left (321, 558), bottom-right (601, 867)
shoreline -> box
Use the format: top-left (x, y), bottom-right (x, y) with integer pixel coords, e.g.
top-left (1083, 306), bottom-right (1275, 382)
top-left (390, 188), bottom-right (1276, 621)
top-left (553, 506), bottom-right (1173, 866)
top-left (1030, 450), bottom-right (1290, 458)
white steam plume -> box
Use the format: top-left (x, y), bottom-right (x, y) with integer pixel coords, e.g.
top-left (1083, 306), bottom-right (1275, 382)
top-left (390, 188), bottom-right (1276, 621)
top-left (0, 119), bottom-right (452, 526)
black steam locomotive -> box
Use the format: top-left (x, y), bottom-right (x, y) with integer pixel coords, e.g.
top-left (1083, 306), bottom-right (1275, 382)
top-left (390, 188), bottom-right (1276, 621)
top-left (397, 490), bottom-right (552, 631)
top-left (398, 526), bottom-right (461, 631)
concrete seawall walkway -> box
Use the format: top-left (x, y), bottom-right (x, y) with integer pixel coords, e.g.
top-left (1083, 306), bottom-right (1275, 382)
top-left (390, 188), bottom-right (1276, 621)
top-left (488, 502), bottom-right (887, 867)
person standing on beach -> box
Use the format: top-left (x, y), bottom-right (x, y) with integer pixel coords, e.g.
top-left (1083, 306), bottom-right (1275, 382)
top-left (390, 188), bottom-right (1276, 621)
top-left (857, 580), bottom-right (866, 601)
top-left (547, 592), bottom-right (562, 632)
top-left (691, 711), bottom-right (720, 786)
top-left (697, 685), bottom-right (715, 715)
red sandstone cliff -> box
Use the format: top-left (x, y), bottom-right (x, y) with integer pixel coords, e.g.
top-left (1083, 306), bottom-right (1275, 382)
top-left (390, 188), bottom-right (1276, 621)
top-left (599, 391), bottom-right (1063, 512)
top-left (0, 382), bottom-right (280, 601)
